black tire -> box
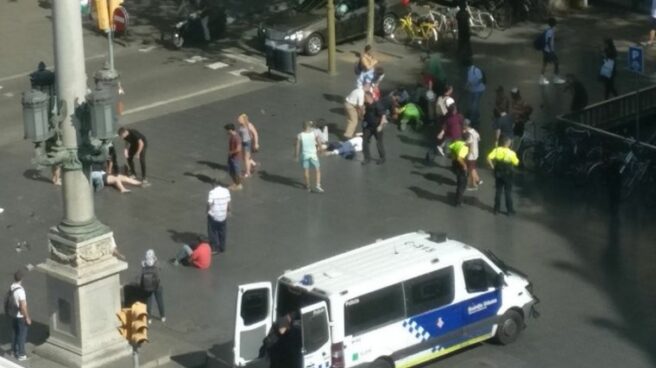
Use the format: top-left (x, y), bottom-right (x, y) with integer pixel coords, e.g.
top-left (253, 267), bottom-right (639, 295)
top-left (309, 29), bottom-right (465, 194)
top-left (382, 13), bottom-right (398, 36)
top-left (495, 309), bottom-right (523, 345)
top-left (304, 33), bottom-right (323, 56)
top-left (474, 14), bottom-right (494, 39)
top-left (370, 358), bottom-right (394, 368)
top-left (521, 145), bottom-right (537, 172)
top-left (494, 4), bottom-right (512, 30)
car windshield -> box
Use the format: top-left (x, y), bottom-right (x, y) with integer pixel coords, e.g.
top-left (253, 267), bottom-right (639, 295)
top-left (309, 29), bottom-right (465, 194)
top-left (290, 0), bottom-right (326, 12)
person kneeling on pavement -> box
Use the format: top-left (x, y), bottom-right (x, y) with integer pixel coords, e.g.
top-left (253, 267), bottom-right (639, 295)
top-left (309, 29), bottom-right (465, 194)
top-left (170, 236), bottom-right (212, 269)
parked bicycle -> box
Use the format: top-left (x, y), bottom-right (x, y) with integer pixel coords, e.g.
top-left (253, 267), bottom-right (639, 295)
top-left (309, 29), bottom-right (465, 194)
top-left (392, 4), bottom-right (440, 50)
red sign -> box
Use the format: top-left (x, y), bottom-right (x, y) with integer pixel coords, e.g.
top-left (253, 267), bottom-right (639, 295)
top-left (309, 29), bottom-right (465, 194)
top-left (112, 6), bottom-right (129, 33)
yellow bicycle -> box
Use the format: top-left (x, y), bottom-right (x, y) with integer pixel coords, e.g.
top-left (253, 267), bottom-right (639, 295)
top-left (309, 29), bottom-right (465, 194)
top-left (391, 5), bottom-right (440, 51)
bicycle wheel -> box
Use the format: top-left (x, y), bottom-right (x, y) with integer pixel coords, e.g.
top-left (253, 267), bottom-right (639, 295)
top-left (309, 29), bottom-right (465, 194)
top-left (493, 4), bottom-right (512, 30)
top-left (473, 14), bottom-right (494, 39)
top-left (423, 27), bottom-right (439, 51)
top-left (521, 145), bottom-right (537, 172)
top-left (392, 24), bottom-right (412, 45)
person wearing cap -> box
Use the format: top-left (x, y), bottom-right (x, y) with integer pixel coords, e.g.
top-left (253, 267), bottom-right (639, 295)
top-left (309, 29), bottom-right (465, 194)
top-left (140, 250), bottom-right (165, 324)
top-left (260, 313), bottom-right (302, 368)
top-left (463, 119), bottom-right (482, 190)
top-left (509, 87), bottom-right (533, 140)
top-left (487, 136), bottom-right (520, 215)
top-left (7, 270), bottom-right (31, 361)
top-left (449, 132), bottom-right (471, 206)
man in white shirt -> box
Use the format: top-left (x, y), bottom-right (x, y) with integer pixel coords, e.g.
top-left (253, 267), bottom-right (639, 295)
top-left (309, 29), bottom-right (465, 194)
top-left (207, 184), bottom-right (231, 254)
top-left (344, 81), bottom-right (369, 139)
top-left (540, 17), bottom-right (566, 85)
top-left (8, 271), bottom-right (31, 361)
top-left (464, 60), bottom-right (486, 128)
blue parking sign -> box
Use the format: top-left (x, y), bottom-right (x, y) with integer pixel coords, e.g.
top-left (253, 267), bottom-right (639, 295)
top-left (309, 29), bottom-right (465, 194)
top-left (628, 46), bottom-right (644, 74)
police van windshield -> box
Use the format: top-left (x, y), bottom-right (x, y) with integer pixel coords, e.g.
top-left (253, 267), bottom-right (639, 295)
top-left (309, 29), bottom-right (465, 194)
top-left (276, 282), bottom-right (329, 319)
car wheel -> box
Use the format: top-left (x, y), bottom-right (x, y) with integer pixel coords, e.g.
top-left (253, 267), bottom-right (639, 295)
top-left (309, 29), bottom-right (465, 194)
top-left (382, 13), bottom-right (397, 36)
top-left (495, 309), bottom-right (523, 345)
top-left (370, 358), bottom-right (393, 368)
top-left (305, 33), bottom-right (323, 56)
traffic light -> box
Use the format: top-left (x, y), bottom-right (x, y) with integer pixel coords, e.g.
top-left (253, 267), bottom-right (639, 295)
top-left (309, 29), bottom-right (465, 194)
top-left (116, 308), bottom-right (131, 339)
top-left (94, 0), bottom-right (110, 31)
top-left (130, 302), bottom-right (149, 346)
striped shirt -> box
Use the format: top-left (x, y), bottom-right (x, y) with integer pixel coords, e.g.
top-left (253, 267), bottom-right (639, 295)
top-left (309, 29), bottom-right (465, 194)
top-left (208, 186), bottom-right (231, 222)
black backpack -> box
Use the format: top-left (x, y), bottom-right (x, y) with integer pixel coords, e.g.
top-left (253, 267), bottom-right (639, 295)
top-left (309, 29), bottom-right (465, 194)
top-left (533, 31), bottom-right (546, 51)
top-left (4, 287), bottom-right (21, 317)
top-left (140, 267), bottom-right (160, 293)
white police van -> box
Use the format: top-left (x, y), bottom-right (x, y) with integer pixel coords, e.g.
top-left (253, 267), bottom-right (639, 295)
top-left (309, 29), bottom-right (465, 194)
top-left (233, 231), bottom-right (539, 368)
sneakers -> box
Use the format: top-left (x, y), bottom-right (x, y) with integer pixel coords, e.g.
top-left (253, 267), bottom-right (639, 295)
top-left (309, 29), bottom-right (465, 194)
top-left (376, 158), bottom-right (386, 165)
top-left (161, 317), bottom-right (166, 323)
top-left (539, 75), bottom-right (550, 85)
top-left (313, 186), bottom-right (325, 193)
top-left (141, 180), bottom-right (151, 188)
top-left (17, 355), bottom-right (27, 361)
top-left (466, 186), bottom-right (479, 191)
top-left (477, 180), bottom-right (483, 185)
top-left (228, 184), bottom-right (243, 191)
top-left (436, 146), bottom-right (445, 157)
top-left (552, 76), bottom-right (566, 84)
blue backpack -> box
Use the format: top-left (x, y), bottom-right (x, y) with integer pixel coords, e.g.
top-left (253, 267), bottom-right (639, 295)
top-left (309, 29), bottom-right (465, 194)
top-left (533, 31), bottom-right (547, 51)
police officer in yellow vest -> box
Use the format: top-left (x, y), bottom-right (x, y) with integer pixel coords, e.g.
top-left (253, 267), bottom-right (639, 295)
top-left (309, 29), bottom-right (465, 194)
top-left (487, 136), bottom-right (520, 215)
top-left (448, 132), bottom-right (470, 206)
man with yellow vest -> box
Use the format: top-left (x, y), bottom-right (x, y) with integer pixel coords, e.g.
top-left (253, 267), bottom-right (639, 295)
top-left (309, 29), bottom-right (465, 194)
top-left (487, 136), bottom-right (520, 215)
top-left (448, 132), bottom-right (470, 206)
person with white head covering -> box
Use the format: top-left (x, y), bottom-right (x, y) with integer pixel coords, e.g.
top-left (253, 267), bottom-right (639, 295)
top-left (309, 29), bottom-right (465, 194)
top-left (140, 249), bottom-right (165, 324)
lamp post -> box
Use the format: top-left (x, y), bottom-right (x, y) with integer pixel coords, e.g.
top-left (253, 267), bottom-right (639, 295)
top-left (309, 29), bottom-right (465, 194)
top-left (23, 0), bottom-right (130, 367)
top-left (327, 0), bottom-right (337, 75)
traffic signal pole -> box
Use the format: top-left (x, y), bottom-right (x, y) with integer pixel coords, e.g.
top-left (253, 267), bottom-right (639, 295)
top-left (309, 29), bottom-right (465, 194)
top-left (327, 0), bottom-right (337, 75)
top-left (132, 345), bottom-right (140, 368)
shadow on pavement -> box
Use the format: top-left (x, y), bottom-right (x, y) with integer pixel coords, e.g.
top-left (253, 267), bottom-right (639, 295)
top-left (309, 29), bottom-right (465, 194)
top-left (167, 229), bottom-right (204, 245)
top-left (410, 170), bottom-right (456, 186)
top-left (0, 315), bottom-right (48, 356)
top-left (183, 172), bottom-right (220, 186)
top-left (407, 185), bottom-right (453, 205)
top-left (258, 170), bottom-right (303, 189)
top-left (322, 93), bottom-right (344, 104)
top-left (22, 169), bottom-right (53, 184)
top-left (397, 134), bottom-right (432, 148)
top-left (197, 160), bottom-right (228, 172)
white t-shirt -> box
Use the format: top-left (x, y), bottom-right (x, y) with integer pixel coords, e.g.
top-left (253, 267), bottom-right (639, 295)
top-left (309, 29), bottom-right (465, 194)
top-left (10, 282), bottom-right (26, 318)
top-left (345, 87), bottom-right (365, 106)
top-left (466, 128), bottom-right (480, 161)
top-left (208, 186), bottom-right (231, 222)
top-left (466, 66), bottom-right (486, 93)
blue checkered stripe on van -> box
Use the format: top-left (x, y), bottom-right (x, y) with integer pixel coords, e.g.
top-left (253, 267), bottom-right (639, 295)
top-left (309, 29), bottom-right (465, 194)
top-left (317, 360), bottom-right (331, 368)
top-left (402, 319), bottom-right (431, 341)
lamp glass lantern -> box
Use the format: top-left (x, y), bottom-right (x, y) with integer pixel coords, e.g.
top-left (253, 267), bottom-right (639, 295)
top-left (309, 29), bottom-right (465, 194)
top-left (22, 89), bottom-right (53, 143)
top-left (88, 87), bottom-right (117, 140)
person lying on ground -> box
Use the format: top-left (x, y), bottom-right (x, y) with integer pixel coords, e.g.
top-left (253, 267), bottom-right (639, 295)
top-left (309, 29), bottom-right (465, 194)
top-left (322, 134), bottom-right (364, 159)
top-left (91, 170), bottom-right (145, 193)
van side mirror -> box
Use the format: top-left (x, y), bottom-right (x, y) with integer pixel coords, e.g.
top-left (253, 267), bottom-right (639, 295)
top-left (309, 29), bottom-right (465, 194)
top-left (494, 273), bottom-right (505, 288)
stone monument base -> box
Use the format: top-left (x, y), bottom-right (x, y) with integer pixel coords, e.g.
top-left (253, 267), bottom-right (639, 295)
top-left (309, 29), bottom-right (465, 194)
top-left (35, 227), bottom-right (130, 368)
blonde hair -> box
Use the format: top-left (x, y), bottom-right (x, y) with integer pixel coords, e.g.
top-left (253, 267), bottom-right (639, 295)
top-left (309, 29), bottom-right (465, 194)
top-left (238, 113), bottom-right (249, 125)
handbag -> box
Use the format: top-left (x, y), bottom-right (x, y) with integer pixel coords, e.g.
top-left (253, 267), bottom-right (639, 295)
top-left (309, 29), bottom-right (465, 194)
top-left (600, 58), bottom-right (614, 79)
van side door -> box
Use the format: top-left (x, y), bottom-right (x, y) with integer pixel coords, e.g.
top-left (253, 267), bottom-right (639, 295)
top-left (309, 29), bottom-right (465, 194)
top-left (460, 259), bottom-right (503, 341)
top-left (335, 0), bottom-right (368, 40)
top-left (233, 282), bottom-right (273, 367)
top-left (300, 301), bottom-right (332, 368)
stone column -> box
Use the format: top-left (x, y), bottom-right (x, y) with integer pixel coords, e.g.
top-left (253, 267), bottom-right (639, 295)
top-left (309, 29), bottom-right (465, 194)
top-left (34, 0), bottom-right (130, 367)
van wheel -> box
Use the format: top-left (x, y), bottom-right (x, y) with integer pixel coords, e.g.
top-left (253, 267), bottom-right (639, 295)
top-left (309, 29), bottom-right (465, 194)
top-left (370, 358), bottom-right (393, 368)
top-left (495, 309), bottom-right (523, 345)
top-left (382, 13), bottom-right (397, 36)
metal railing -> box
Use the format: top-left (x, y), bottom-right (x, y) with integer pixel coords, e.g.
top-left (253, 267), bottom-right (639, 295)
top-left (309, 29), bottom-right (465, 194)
top-left (557, 84), bottom-right (656, 151)
top-left (560, 84), bottom-right (656, 129)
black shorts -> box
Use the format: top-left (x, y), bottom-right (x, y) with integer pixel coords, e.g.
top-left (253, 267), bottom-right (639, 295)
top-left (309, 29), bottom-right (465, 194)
top-left (543, 51), bottom-right (558, 64)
